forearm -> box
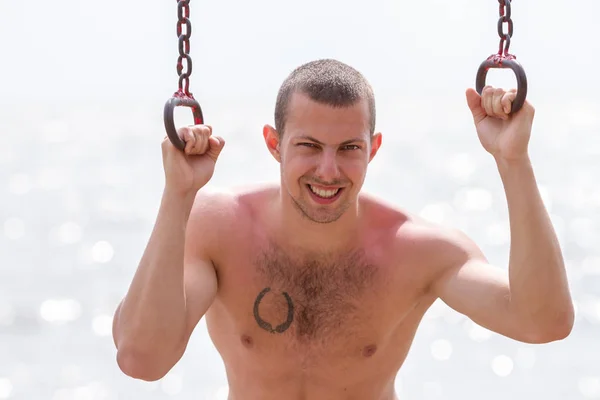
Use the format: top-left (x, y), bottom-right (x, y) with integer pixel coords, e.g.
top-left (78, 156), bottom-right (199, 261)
top-left (497, 156), bottom-right (573, 329)
top-left (114, 189), bottom-right (196, 355)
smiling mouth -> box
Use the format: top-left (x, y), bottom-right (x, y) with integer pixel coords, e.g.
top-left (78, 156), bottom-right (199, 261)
top-left (308, 184), bottom-right (339, 198)
top-left (306, 184), bottom-right (344, 202)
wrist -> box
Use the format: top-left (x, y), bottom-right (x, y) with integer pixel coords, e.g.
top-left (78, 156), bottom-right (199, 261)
top-left (162, 187), bottom-right (198, 213)
top-left (163, 185), bottom-right (199, 203)
top-left (494, 153), bottom-right (532, 171)
top-left (494, 154), bottom-right (537, 194)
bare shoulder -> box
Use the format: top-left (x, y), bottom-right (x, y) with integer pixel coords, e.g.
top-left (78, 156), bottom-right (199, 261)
top-left (186, 182), bottom-right (278, 251)
top-left (403, 220), bottom-right (490, 288)
top-left (359, 192), bottom-right (411, 232)
top-left (361, 193), bottom-right (487, 273)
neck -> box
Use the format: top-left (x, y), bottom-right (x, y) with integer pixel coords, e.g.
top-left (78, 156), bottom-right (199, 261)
top-left (273, 189), bottom-right (363, 252)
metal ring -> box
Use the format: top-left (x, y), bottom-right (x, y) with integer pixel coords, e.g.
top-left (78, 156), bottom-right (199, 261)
top-left (475, 56), bottom-right (528, 115)
top-left (163, 95), bottom-right (204, 151)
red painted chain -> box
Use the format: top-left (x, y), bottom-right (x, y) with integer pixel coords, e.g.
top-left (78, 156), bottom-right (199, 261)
top-left (176, 0), bottom-right (193, 95)
top-left (475, 0), bottom-right (528, 114)
top-left (496, 0), bottom-right (515, 59)
top-left (163, 0), bottom-right (204, 151)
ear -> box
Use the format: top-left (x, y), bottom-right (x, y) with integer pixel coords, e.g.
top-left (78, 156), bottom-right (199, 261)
top-left (368, 132), bottom-right (383, 162)
top-left (263, 124), bottom-right (281, 163)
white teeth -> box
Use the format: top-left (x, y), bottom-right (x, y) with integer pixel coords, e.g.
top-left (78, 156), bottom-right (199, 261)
top-left (309, 185), bottom-right (339, 198)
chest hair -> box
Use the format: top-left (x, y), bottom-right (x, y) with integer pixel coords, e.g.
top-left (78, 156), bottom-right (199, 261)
top-left (252, 244), bottom-right (380, 343)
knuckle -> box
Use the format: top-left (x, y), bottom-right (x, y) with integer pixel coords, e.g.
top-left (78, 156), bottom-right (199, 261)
top-left (199, 126), bottom-right (211, 138)
top-left (196, 129), bottom-right (207, 141)
top-left (200, 137), bottom-right (210, 152)
top-left (192, 136), bottom-right (207, 152)
top-left (178, 126), bottom-right (192, 138)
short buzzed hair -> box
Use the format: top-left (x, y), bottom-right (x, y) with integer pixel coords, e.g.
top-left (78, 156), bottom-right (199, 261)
top-left (274, 59), bottom-right (376, 136)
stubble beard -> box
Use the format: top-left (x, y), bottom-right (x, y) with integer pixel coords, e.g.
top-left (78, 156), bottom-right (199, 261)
top-left (288, 183), bottom-right (352, 224)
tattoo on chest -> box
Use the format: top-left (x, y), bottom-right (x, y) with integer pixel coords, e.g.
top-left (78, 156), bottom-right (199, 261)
top-left (252, 244), bottom-right (377, 339)
top-left (253, 287), bottom-right (295, 333)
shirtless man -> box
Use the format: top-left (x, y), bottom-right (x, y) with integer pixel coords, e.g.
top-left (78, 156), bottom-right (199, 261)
top-left (112, 59), bottom-right (574, 399)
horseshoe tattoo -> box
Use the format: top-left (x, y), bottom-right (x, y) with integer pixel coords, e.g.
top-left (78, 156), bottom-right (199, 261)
top-left (253, 287), bottom-right (294, 334)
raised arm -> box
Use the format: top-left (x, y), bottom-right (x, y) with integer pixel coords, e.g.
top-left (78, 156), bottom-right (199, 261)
top-left (431, 87), bottom-right (574, 343)
top-left (113, 126), bottom-right (226, 381)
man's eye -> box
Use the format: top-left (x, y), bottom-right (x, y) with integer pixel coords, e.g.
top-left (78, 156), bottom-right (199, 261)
top-left (342, 145), bottom-right (360, 150)
top-left (298, 143), bottom-right (317, 148)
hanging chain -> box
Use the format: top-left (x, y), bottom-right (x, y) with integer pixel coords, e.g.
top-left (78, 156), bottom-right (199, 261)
top-left (496, 0), bottom-right (514, 59)
top-left (475, 0), bottom-right (527, 114)
top-left (164, 0), bottom-right (204, 151)
top-left (176, 0), bottom-right (193, 96)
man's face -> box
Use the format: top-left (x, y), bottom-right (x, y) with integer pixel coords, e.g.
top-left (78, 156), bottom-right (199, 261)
top-left (264, 92), bottom-right (382, 224)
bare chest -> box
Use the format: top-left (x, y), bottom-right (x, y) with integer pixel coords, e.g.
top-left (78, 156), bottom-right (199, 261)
top-left (251, 247), bottom-right (384, 344)
top-left (210, 242), bottom-right (424, 357)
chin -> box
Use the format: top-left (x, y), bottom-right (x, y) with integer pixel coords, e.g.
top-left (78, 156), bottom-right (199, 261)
top-left (293, 184), bottom-right (354, 224)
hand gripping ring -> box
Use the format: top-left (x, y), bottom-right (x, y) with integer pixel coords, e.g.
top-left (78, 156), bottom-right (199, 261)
top-left (163, 93), bottom-right (204, 151)
top-left (476, 55), bottom-right (528, 115)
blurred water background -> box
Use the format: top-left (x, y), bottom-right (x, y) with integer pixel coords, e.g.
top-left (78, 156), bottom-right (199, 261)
top-left (1, 0), bottom-right (599, 399)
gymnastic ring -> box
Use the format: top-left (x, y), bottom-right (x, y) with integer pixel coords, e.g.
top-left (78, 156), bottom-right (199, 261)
top-left (163, 94), bottom-right (204, 151)
top-left (476, 56), bottom-right (528, 115)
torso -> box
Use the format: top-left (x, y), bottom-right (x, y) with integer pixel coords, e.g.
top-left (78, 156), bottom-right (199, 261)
top-left (199, 186), bottom-right (442, 400)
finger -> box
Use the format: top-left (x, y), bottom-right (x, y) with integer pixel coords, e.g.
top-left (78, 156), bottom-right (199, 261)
top-left (178, 127), bottom-right (196, 155)
top-left (492, 88), bottom-right (507, 119)
top-left (501, 89), bottom-right (517, 114)
top-left (465, 88), bottom-right (486, 124)
top-left (206, 135), bottom-right (226, 161)
top-left (201, 125), bottom-right (213, 153)
top-left (482, 86), bottom-right (494, 116)
top-left (191, 125), bottom-right (212, 154)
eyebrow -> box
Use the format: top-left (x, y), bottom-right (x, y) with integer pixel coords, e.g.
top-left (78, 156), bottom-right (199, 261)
top-left (295, 135), bottom-right (366, 145)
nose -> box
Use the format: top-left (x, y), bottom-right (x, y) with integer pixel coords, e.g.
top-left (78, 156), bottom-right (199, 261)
top-left (315, 148), bottom-right (340, 183)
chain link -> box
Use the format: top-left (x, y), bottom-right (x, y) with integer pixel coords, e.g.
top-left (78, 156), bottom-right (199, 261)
top-left (496, 0), bottom-right (514, 58)
top-left (475, 0), bottom-right (527, 115)
top-left (176, 0), bottom-right (193, 95)
top-left (163, 0), bottom-right (204, 151)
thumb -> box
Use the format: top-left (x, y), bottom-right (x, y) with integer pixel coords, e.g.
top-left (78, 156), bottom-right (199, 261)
top-left (206, 136), bottom-right (225, 161)
top-left (465, 88), bottom-right (486, 124)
